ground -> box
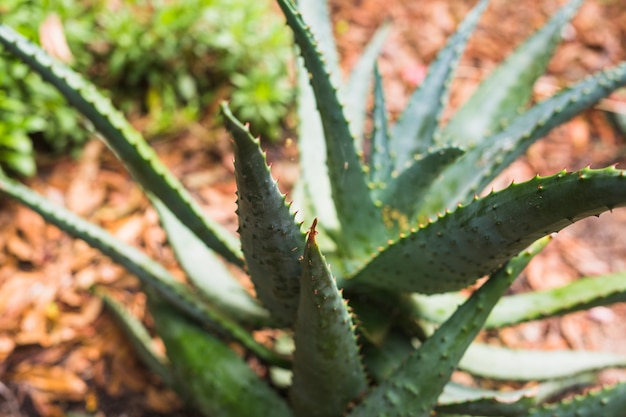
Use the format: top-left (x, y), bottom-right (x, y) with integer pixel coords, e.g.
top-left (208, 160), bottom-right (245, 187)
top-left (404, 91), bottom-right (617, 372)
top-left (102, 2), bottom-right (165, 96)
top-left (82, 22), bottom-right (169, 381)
top-left (1, 0), bottom-right (626, 416)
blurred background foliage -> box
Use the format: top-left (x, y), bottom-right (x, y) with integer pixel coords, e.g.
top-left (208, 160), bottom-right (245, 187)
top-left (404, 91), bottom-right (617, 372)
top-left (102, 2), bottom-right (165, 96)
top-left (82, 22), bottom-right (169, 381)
top-left (0, 0), bottom-right (293, 176)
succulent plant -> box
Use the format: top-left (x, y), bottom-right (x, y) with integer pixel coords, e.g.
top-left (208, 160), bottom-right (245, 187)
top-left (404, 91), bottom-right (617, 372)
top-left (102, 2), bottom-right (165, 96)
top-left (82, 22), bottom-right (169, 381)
top-left (2, 0), bottom-right (626, 416)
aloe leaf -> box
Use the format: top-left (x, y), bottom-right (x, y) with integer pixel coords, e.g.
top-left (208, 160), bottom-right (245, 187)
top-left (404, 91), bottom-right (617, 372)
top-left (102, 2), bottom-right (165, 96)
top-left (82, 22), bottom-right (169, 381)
top-left (293, 0), bottom-right (341, 233)
top-left (389, 0), bottom-right (488, 171)
top-left (277, 0), bottom-right (387, 258)
top-left (222, 103), bottom-right (305, 327)
top-left (436, 375), bottom-right (595, 417)
top-left (0, 173), bottom-right (287, 366)
top-left (349, 289), bottom-right (405, 347)
top-left (418, 62), bottom-right (626, 219)
top-left (294, 66), bottom-right (340, 234)
top-left (96, 289), bottom-right (174, 385)
top-left (376, 147), bottom-right (464, 234)
top-left (486, 272), bottom-right (626, 327)
top-left (344, 22), bottom-right (391, 145)
top-left (0, 24), bottom-right (243, 267)
top-left (364, 337), bottom-right (596, 416)
top-left (459, 343), bottom-right (626, 381)
top-left (439, 0), bottom-right (583, 148)
top-left (413, 271), bottom-right (626, 328)
top-left (348, 238), bottom-right (545, 417)
top-left (351, 168), bottom-right (626, 294)
top-left (289, 220), bottom-right (368, 417)
top-left (151, 196), bottom-right (270, 326)
top-left (148, 293), bottom-right (293, 417)
top-left (369, 64), bottom-right (393, 189)
top-left (361, 328), bottom-right (414, 382)
top-left (525, 382), bottom-right (626, 417)
top-left (295, 0), bottom-right (341, 83)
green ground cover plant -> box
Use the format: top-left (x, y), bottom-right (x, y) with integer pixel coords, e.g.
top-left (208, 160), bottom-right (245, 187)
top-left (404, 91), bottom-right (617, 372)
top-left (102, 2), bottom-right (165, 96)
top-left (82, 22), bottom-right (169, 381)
top-left (0, 0), bottom-right (291, 175)
top-left (2, 0), bottom-right (626, 416)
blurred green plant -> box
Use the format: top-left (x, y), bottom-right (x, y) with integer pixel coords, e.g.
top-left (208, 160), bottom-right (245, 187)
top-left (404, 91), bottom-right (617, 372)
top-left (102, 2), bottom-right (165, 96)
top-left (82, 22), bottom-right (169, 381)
top-left (0, 0), bottom-right (291, 175)
top-left (84, 0), bottom-right (292, 138)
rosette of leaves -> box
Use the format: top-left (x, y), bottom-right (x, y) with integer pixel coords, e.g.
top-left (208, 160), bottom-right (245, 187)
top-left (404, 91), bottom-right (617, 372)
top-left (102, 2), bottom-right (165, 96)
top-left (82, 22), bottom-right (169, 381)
top-left (2, 0), bottom-right (626, 416)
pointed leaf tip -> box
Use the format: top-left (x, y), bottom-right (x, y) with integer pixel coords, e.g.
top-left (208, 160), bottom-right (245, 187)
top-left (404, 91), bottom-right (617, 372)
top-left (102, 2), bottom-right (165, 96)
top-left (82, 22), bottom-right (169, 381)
top-left (307, 218), bottom-right (319, 244)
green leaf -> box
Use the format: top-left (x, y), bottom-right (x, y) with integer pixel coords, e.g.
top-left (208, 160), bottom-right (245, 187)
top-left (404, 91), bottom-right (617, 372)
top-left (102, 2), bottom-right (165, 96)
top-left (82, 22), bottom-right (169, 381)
top-left (361, 328), bottom-right (414, 382)
top-left (292, 0), bottom-right (342, 234)
top-left (459, 343), bottom-right (626, 381)
top-left (418, 61), bottom-right (626, 219)
top-left (389, 0), bottom-right (488, 170)
top-left (376, 147), bottom-right (464, 234)
top-left (222, 102), bottom-right (305, 327)
top-left (0, 148), bottom-right (36, 177)
top-left (148, 293), bottom-right (293, 417)
top-left (295, 0), bottom-right (341, 84)
top-left (0, 24), bottom-right (243, 266)
top-left (436, 375), bottom-right (596, 417)
top-left (289, 219), bottom-right (368, 417)
top-left (151, 196), bottom-right (270, 326)
top-left (97, 289), bottom-right (173, 385)
top-left (0, 173), bottom-right (286, 366)
top-left (525, 382), bottom-right (626, 417)
top-left (343, 22), bottom-right (391, 145)
top-left (348, 238), bottom-right (545, 417)
top-left (294, 62), bottom-right (340, 233)
top-left (351, 168), bottom-right (626, 294)
top-left (0, 130), bottom-right (33, 152)
top-left (369, 63), bottom-right (393, 188)
top-left (277, 0), bottom-right (387, 259)
top-left (411, 272), bottom-right (626, 328)
top-left (439, 0), bottom-right (583, 148)
top-left (487, 272), bottom-right (626, 328)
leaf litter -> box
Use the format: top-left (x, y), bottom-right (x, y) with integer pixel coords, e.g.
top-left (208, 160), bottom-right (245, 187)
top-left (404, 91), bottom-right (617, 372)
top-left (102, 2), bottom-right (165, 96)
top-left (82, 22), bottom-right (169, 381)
top-left (1, 0), bottom-right (626, 415)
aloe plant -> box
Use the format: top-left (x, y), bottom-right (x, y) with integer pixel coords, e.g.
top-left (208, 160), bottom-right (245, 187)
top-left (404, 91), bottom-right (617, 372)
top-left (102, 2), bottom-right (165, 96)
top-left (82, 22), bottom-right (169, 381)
top-left (2, 0), bottom-right (626, 416)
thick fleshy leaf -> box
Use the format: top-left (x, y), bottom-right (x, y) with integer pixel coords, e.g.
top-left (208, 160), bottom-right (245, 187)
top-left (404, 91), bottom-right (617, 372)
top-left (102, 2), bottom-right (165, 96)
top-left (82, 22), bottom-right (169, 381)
top-left (294, 64), bottom-right (340, 234)
top-left (289, 220), bottom-right (368, 417)
top-left (151, 196), bottom-right (269, 326)
top-left (459, 343), bottom-right (626, 381)
top-left (411, 272), bottom-right (626, 328)
top-left (376, 147), bottom-right (464, 235)
top-left (525, 382), bottom-right (626, 417)
top-left (389, 0), bottom-right (488, 170)
top-left (348, 238), bottom-right (545, 417)
top-left (97, 290), bottom-right (173, 385)
top-left (0, 24), bottom-right (243, 266)
top-left (148, 293), bottom-right (293, 417)
top-left (487, 272), bottom-right (626, 327)
top-left (436, 376), bottom-right (596, 417)
top-left (222, 103), bottom-right (305, 327)
top-left (277, 0), bottom-right (387, 259)
top-left (369, 64), bottom-right (393, 189)
top-left (360, 328), bottom-right (414, 382)
top-left (293, 0), bottom-right (341, 233)
top-left (350, 168), bottom-right (626, 294)
top-left (0, 173), bottom-right (286, 366)
top-left (439, 0), bottom-right (583, 148)
top-left (295, 0), bottom-right (341, 83)
top-left (418, 61), bottom-right (626, 219)
top-left (343, 22), bottom-right (391, 145)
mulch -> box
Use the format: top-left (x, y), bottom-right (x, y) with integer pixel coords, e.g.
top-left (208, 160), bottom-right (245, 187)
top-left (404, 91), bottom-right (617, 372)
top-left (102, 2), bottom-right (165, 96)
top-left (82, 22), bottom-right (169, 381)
top-left (2, 0), bottom-right (626, 415)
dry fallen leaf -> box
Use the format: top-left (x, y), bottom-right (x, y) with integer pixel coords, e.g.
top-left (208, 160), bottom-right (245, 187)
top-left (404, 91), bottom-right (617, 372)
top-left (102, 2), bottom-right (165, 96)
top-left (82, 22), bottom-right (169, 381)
top-left (38, 14), bottom-right (73, 64)
top-left (10, 364), bottom-right (88, 398)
